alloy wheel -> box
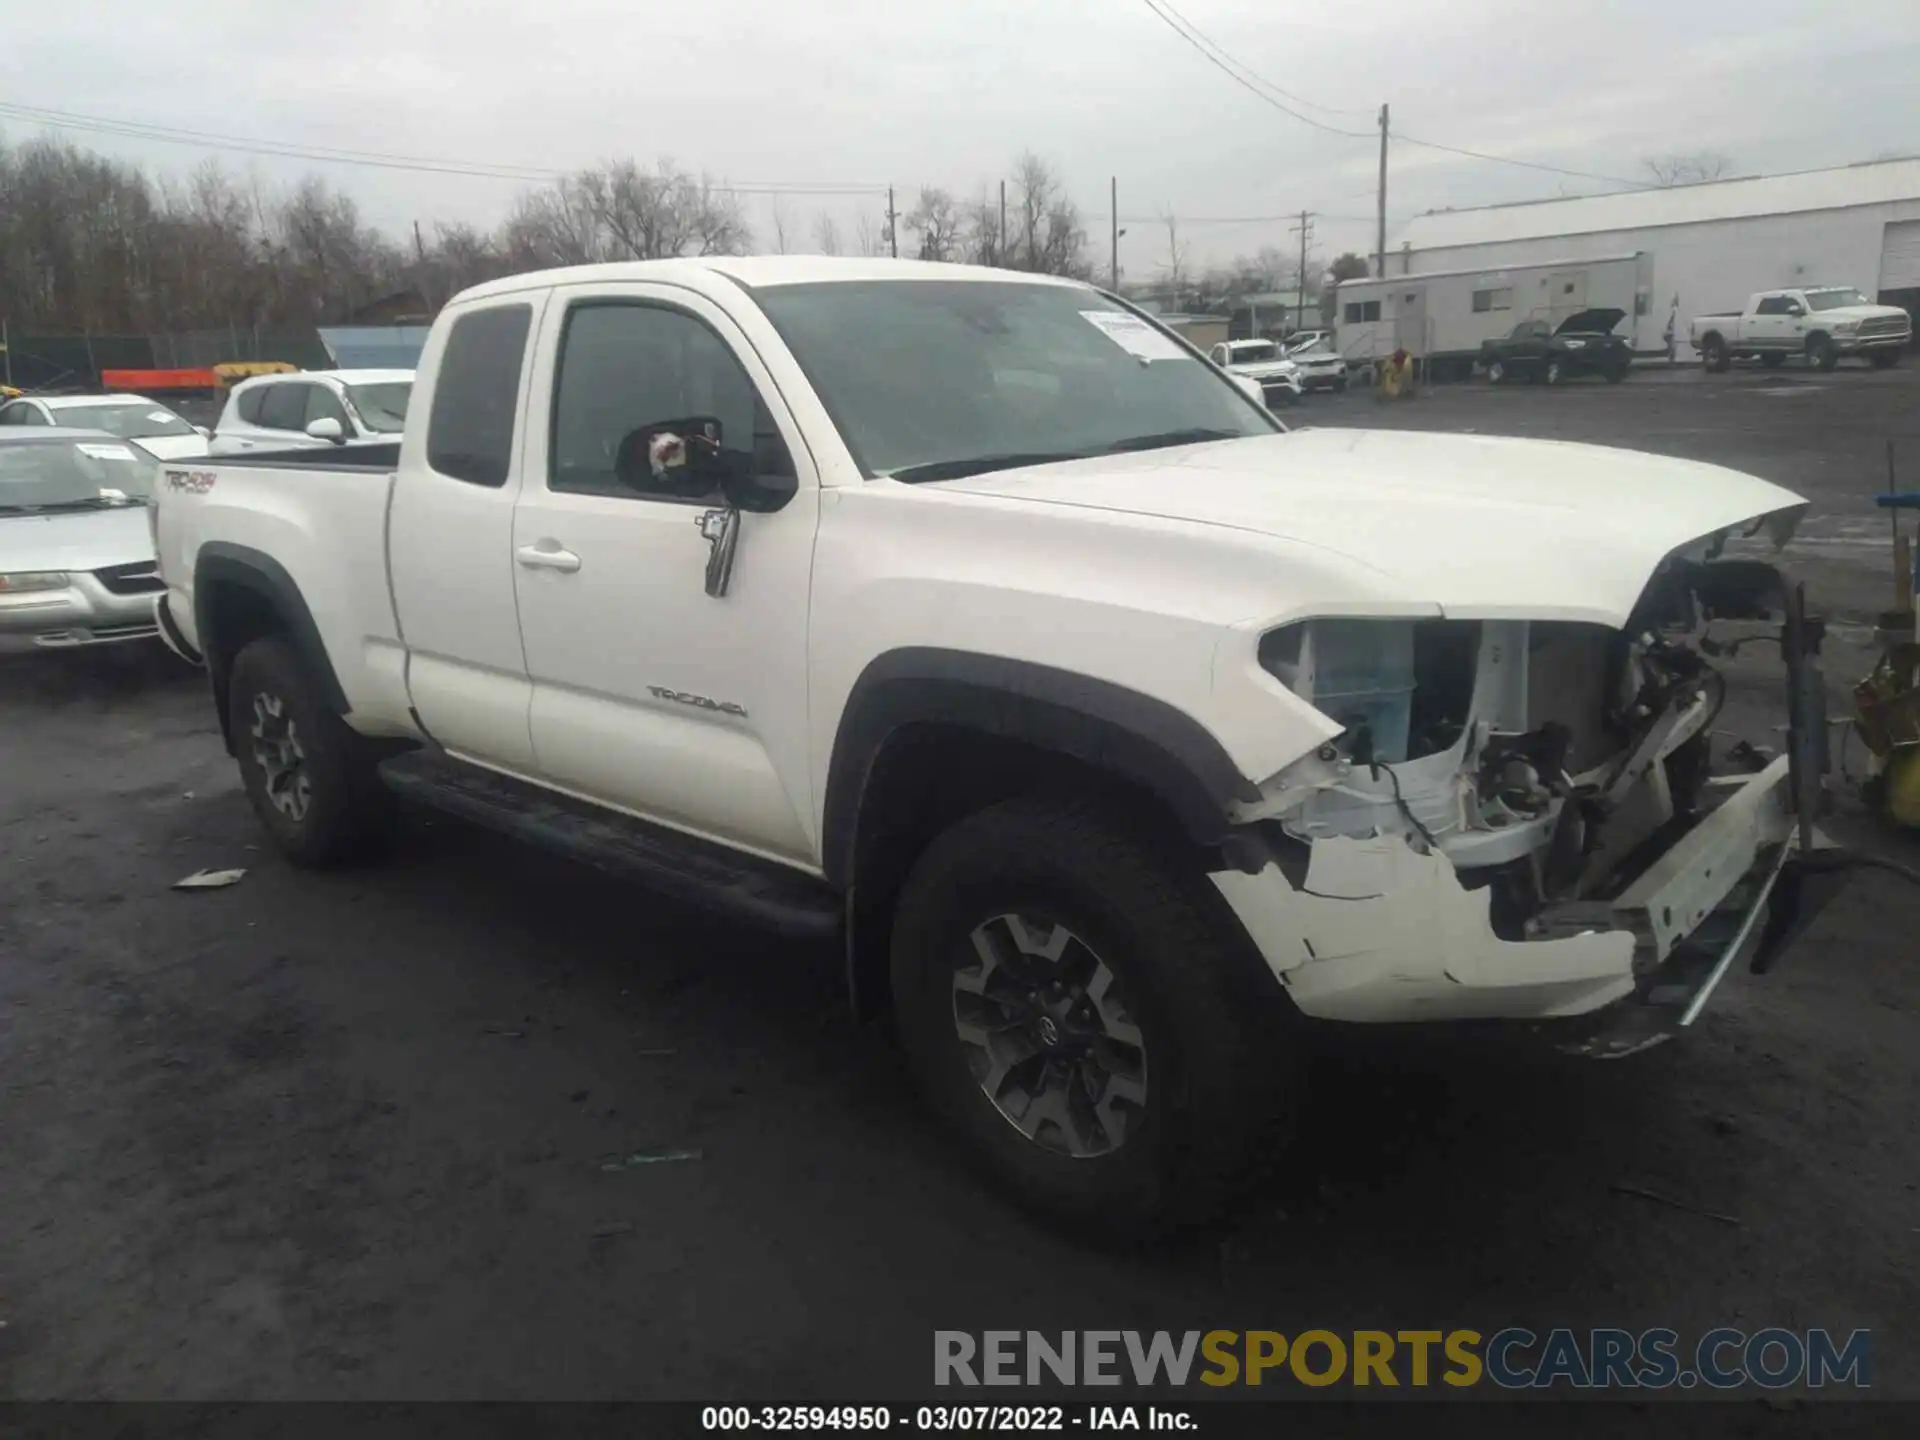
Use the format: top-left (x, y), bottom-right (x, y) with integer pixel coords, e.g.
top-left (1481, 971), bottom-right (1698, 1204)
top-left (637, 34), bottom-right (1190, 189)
top-left (248, 690), bottom-right (311, 821)
top-left (952, 912), bottom-right (1149, 1159)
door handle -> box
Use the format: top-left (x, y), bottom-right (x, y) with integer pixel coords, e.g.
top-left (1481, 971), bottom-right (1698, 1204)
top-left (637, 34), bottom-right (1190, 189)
top-left (516, 543), bottom-right (581, 573)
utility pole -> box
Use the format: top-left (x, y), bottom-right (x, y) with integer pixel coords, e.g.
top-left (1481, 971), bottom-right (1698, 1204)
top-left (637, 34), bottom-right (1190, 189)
top-left (886, 188), bottom-right (898, 258)
top-left (1110, 177), bottom-right (1119, 291)
top-left (1290, 210), bottom-right (1315, 333)
top-left (999, 180), bottom-right (1007, 266)
top-left (1376, 102), bottom-right (1389, 278)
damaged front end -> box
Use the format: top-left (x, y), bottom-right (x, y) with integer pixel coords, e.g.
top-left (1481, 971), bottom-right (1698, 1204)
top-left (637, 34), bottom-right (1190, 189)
top-left (1212, 548), bottom-right (1847, 1055)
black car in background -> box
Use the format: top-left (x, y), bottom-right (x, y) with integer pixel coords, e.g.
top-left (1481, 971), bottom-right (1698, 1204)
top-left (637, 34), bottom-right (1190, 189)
top-left (1480, 308), bottom-right (1631, 385)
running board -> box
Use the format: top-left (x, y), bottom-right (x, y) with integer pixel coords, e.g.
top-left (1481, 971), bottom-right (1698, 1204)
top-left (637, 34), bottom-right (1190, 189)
top-left (378, 752), bottom-right (842, 940)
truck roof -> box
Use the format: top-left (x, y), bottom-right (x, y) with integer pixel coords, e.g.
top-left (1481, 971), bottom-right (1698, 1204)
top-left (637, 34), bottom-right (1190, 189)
top-left (450, 256), bottom-right (1092, 306)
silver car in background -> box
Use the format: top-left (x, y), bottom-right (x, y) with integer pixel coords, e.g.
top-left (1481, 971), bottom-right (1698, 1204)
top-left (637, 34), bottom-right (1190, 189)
top-left (0, 430), bottom-right (167, 649)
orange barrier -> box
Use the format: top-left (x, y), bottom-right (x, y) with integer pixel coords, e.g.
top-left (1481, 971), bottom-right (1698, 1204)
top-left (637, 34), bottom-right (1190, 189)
top-left (99, 367), bottom-right (219, 391)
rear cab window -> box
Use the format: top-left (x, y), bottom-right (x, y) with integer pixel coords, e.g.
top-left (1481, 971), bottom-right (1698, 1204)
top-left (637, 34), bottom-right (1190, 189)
top-left (427, 304), bottom-right (535, 487)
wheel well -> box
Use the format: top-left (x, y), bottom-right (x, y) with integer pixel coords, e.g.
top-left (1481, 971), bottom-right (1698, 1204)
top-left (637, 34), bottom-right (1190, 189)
top-left (202, 579), bottom-right (290, 753)
top-left (841, 723), bottom-right (1208, 1021)
top-left (1699, 329), bottom-right (1725, 346)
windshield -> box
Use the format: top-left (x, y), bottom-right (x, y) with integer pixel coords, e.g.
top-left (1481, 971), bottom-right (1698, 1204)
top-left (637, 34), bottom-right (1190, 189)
top-left (754, 281), bottom-right (1276, 480)
top-left (0, 439), bottom-right (156, 511)
top-left (346, 381), bottom-right (412, 433)
top-left (51, 402), bottom-right (194, 439)
top-left (1227, 342), bottom-right (1279, 363)
top-left (1804, 288), bottom-right (1870, 311)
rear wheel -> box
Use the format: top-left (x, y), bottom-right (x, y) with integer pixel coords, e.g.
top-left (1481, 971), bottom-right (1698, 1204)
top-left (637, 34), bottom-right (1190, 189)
top-left (228, 636), bottom-right (394, 866)
top-left (889, 795), bottom-right (1287, 1238)
top-left (1702, 335), bottom-right (1730, 372)
top-left (1807, 334), bottom-right (1839, 372)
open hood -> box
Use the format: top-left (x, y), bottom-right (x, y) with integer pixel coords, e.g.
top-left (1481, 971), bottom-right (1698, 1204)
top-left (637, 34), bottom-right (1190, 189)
top-left (928, 428), bottom-right (1805, 627)
top-left (1555, 307), bottom-right (1625, 336)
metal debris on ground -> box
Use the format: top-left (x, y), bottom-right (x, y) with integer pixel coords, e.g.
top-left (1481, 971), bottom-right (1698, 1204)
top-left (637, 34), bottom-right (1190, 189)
top-left (172, 868), bottom-right (247, 890)
top-left (484, 1026), bottom-right (526, 1039)
top-left (1610, 1181), bottom-right (1741, 1226)
top-left (591, 1221), bottom-right (637, 1240)
top-left (599, 1147), bottom-right (702, 1171)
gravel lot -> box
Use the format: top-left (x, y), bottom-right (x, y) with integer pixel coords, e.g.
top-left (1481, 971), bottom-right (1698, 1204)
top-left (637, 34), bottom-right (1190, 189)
top-left (3, 365), bottom-right (1918, 1404)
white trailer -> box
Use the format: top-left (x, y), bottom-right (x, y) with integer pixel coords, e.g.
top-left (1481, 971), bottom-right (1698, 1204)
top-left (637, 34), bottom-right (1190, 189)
top-left (1333, 252), bottom-right (1653, 378)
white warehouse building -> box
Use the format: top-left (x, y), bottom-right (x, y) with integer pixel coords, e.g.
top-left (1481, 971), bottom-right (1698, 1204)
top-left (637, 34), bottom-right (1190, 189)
top-left (1399, 157), bottom-right (1920, 353)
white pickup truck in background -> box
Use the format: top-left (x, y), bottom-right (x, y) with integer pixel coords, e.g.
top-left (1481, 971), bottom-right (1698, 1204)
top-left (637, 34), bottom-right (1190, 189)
top-left (152, 256), bottom-right (1839, 1236)
top-left (1689, 287), bottom-right (1912, 372)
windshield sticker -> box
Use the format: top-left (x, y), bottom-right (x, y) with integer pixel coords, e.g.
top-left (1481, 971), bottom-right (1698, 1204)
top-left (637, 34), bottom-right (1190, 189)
top-left (75, 443), bottom-right (137, 460)
top-left (1079, 309), bottom-right (1189, 362)
top-left (147, 411), bottom-right (174, 424)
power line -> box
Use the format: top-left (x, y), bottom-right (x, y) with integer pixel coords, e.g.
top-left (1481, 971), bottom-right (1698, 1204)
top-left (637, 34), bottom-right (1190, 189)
top-left (1132, 0), bottom-right (1643, 189)
top-left (1148, 0), bottom-right (1376, 118)
top-left (1391, 132), bottom-right (1642, 188)
top-left (1133, 0), bottom-right (1374, 138)
top-left (0, 100), bottom-right (892, 195)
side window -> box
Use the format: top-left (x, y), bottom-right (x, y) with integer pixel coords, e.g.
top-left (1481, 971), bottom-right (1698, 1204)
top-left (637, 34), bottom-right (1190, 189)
top-left (549, 302), bottom-right (793, 502)
top-left (0, 404), bottom-right (25, 426)
top-left (258, 383), bottom-right (309, 432)
top-left (1472, 287), bottom-right (1513, 313)
top-left (1755, 296), bottom-right (1788, 316)
top-left (304, 385), bottom-right (350, 430)
top-left (236, 386), bottom-right (267, 425)
top-left (427, 303), bottom-right (533, 487)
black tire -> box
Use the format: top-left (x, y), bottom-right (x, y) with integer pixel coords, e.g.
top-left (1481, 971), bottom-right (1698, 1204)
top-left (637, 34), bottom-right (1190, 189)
top-left (1761, 352), bottom-right (1786, 368)
top-left (1604, 362), bottom-right (1628, 383)
top-left (1870, 350), bottom-right (1901, 370)
top-left (1702, 335), bottom-right (1730, 373)
top-left (1806, 334), bottom-right (1839, 372)
top-left (1333, 376), bottom-right (1347, 393)
top-left (888, 795), bottom-right (1288, 1239)
top-left (228, 636), bottom-right (394, 866)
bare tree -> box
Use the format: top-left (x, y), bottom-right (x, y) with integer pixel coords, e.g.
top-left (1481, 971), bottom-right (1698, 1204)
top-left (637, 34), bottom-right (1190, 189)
top-left (813, 212), bottom-right (843, 256)
top-left (853, 211), bottom-right (887, 257)
top-left (906, 187), bottom-right (962, 262)
top-left (1643, 151), bottom-right (1736, 187)
top-left (768, 197), bottom-right (793, 255)
top-left (961, 191), bottom-right (1004, 267)
top-left (1005, 152), bottom-right (1087, 277)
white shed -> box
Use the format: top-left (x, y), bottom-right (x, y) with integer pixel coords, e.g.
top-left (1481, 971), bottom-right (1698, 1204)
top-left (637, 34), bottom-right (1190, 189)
top-left (1401, 157), bottom-right (1920, 352)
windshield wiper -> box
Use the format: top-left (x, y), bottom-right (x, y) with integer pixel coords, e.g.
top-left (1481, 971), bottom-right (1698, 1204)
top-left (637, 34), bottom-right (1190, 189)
top-left (886, 452), bottom-right (1081, 483)
top-left (1095, 427), bottom-right (1243, 455)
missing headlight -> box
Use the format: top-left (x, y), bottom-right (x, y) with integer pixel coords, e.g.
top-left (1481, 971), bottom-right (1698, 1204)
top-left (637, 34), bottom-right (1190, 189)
top-left (1261, 618), bottom-right (1480, 763)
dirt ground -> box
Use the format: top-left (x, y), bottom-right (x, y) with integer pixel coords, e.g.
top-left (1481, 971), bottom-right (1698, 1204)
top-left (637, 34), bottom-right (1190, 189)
top-left (2, 364), bottom-right (1918, 1405)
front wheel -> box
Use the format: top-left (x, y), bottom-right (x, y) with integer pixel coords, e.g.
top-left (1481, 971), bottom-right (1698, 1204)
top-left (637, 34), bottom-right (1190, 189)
top-left (228, 636), bottom-right (394, 866)
top-left (889, 796), bottom-right (1286, 1238)
top-left (1871, 350), bottom-right (1902, 370)
top-left (1807, 335), bottom-right (1839, 372)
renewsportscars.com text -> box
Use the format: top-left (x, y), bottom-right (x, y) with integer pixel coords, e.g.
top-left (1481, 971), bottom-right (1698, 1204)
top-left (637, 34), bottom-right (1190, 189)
top-left (934, 1328), bottom-right (1872, 1390)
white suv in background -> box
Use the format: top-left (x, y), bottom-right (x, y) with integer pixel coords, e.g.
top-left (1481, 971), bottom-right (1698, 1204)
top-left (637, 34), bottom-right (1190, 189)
top-left (209, 370), bottom-right (414, 454)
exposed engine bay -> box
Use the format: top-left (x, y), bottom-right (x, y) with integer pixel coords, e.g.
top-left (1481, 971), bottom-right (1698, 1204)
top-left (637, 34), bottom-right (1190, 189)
top-left (1211, 544), bottom-right (1844, 1047)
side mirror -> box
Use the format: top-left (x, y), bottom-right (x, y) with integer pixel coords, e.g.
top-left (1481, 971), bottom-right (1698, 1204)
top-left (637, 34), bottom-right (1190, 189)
top-left (1232, 374), bottom-right (1267, 407)
top-left (1786, 304), bottom-right (1805, 318)
top-left (305, 417), bottom-right (346, 443)
top-left (615, 416), bottom-right (797, 512)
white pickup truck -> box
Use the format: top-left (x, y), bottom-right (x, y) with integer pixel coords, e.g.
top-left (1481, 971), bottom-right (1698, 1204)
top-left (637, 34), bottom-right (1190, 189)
top-left (1690, 287), bottom-right (1912, 372)
top-left (152, 257), bottom-right (1842, 1235)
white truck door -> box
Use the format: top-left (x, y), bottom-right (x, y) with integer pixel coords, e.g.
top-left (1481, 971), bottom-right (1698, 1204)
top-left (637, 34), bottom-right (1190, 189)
top-left (388, 296), bottom-right (546, 771)
top-left (1748, 293), bottom-right (1793, 349)
top-left (510, 284), bottom-right (821, 866)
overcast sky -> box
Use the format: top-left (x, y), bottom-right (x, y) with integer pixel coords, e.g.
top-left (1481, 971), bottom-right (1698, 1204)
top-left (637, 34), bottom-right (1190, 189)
top-left (4, 0), bottom-right (1918, 279)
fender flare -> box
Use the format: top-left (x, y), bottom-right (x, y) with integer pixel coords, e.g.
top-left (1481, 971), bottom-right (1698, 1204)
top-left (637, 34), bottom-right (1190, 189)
top-left (195, 542), bottom-right (348, 741)
top-left (820, 647), bottom-right (1259, 890)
